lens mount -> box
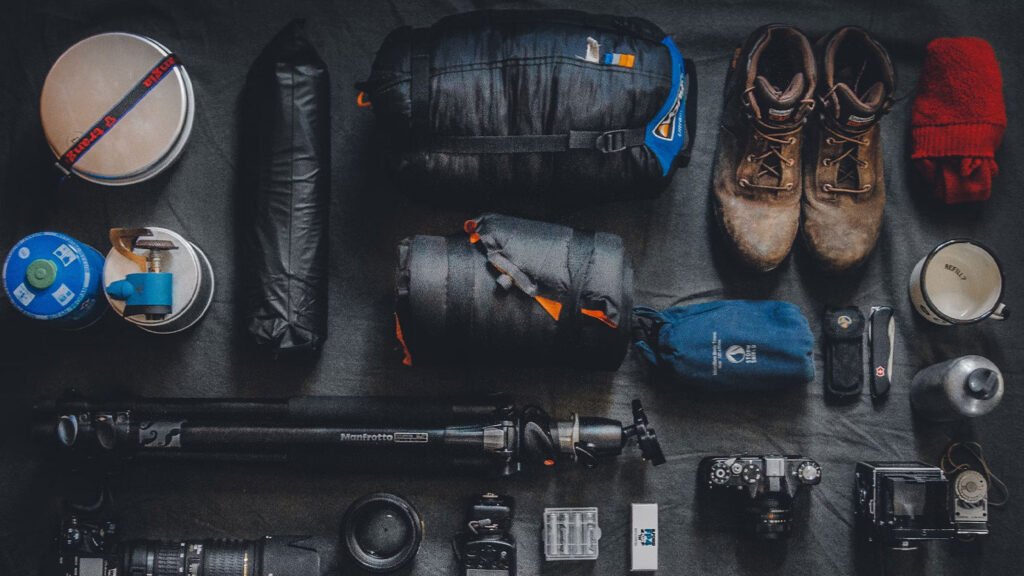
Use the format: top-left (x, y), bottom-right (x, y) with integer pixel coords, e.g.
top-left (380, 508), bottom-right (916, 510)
top-left (746, 495), bottom-right (793, 539)
top-left (342, 493), bottom-right (423, 573)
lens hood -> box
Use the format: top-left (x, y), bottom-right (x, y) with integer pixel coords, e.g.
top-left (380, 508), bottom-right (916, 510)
top-left (342, 493), bottom-right (423, 573)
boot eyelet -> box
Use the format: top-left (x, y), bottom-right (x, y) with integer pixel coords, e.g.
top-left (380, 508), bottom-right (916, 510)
top-left (787, 137), bottom-right (796, 145)
top-left (746, 155), bottom-right (755, 162)
top-left (786, 159), bottom-right (795, 167)
top-left (822, 158), bottom-right (832, 166)
top-left (863, 139), bottom-right (870, 145)
top-left (822, 184), bottom-right (834, 192)
top-left (738, 178), bottom-right (750, 188)
top-left (858, 161), bottom-right (868, 168)
top-left (825, 137), bottom-right (836, 145)
top-left (785, 183), bottom-right (794, 190)
top-left (863, 184), bottom-right (872, 191)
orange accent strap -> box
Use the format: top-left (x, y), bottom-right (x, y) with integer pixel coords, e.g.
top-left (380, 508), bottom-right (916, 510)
top-left (581, 308), bottom-right (618, 328)
top-left (356, 91), bottom-right (372, 108)
top-left (394, 313), bottom-right (413, 366)
top-left (535, 296), bottom-right (562, 321)
top-left (464, 220), bottom-right (481, 243)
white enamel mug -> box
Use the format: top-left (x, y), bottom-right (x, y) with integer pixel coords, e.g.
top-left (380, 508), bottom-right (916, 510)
top-left (909, 239), bottom-right (1008, 325)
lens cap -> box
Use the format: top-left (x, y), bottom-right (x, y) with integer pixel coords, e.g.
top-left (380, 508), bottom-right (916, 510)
top-left (342, 493), bottom-right (423, 573)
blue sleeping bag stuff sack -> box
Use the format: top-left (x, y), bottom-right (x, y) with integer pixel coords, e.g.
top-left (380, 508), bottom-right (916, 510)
top-left (633, 301), bottom-right (815, 391)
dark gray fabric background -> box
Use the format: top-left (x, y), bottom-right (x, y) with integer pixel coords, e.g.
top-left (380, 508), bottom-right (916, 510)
top-left (0, 1), bottom-right (1021, 575)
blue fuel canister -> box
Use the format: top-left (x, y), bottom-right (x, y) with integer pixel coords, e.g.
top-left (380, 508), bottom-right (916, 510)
top-left (3, 232), bottom-right (107, 328)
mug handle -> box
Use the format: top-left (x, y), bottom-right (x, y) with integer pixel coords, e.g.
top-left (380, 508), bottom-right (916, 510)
top-left (991, 303), bottom-right (1010, 321)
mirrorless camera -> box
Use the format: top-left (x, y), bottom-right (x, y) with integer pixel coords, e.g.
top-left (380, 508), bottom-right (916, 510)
top-left (699, 454), bottom-right (821, 539)
top-left (57, 515), bottom-right (324, 576)
top-left (854, 461), bottom-right (989, 549)
top-left (453, 493), bottom-right (516, 576)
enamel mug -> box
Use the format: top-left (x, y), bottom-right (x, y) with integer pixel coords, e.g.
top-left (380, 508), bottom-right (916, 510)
top-left (909, 240), bottom-right (1008, 325)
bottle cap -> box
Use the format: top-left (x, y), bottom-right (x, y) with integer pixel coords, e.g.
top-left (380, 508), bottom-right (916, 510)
top-left (966, 368), bottom-right (999, 400)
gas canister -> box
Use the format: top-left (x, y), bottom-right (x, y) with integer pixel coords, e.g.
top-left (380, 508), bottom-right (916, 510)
top-left (3, 232), bottom-right (107, 329)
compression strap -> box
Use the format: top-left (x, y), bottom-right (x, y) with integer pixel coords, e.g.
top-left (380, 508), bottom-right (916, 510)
top-left (55, 53), bottom-right (182, 175)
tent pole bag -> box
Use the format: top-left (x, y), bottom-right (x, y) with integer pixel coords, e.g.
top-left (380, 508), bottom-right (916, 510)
top-left (357, 10), bottom-right (696, 213)
top-left (395, 214), bottom-right (633, 369)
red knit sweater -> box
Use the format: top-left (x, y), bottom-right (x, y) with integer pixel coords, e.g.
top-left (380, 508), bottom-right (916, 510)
top-left (912, 37), bottom-right (1006, 204)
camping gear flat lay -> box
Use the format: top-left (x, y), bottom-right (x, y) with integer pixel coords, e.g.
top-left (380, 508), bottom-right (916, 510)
top-left (0, 3), bottom-right (1019, 576)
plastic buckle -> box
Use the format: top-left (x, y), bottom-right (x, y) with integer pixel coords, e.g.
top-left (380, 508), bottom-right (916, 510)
top-left (595, 130), bottom-right (628, 153)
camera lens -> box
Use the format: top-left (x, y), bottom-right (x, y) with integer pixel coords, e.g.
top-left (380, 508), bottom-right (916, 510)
top-left (343, 493), bottom-right (423, 573)
top-left (745, 495), bottom-right (792, 539)
top-left (123, 540), bottom-right (260, 576)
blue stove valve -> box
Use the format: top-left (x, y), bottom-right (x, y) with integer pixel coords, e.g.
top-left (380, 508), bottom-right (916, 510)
top-left (106, 272), bottom-right (173, 317)
top-left (106, 228), bottom-right (178, 319)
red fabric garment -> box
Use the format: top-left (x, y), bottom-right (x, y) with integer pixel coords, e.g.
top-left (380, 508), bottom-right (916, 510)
top-left (911, 37), bottom-right (1006, 204)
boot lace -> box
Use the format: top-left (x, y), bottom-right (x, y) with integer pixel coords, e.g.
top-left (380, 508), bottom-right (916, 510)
top-left (738, 126), bottom-right (799, 192)
top-left (821, 124), bottom-right (872, 194)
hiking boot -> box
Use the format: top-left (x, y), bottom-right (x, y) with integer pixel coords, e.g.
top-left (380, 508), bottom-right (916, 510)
top-left (803, 26), bottom-right (895, 272)
top-left (712, 24), bottom-right (817, 272)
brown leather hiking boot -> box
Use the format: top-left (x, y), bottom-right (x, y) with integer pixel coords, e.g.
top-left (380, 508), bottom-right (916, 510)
top-left (713, 25), bottom-right (816, 272)
top-left (803, 26), bottom-right (895, 272)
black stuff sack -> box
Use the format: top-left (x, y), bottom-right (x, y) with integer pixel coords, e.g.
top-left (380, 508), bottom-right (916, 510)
top-left (633, 301), bottom-right (815, 391)
top-left (357, 10), bottom-right (695, 214)
top-left (395, 214), bottom-right (633, 369)
top-left (239, 20), bottom-right (330, 354)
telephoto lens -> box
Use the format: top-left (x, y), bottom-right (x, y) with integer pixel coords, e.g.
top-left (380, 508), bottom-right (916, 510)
top-left (122, 538), bottom-right (321, 576)
top-left (59, 517), bottom-right (323, 576)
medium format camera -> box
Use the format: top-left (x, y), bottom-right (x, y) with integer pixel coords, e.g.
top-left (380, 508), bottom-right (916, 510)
top-left (452, 493), bottom-right (516, 576)
top-left (854, 461), bottom-right (989, 549)
top-left (699, 454), bottom-right (821, 539)
top-left (57, 516), bottom-right (324, 576)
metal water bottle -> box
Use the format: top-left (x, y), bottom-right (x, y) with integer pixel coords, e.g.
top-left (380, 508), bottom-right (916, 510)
top-left (910, 355), bottom-right (1003, 421)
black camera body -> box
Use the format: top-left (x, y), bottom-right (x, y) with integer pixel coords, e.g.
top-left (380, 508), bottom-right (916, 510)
top-left (58, 516), bottom-right (323, 576)
top-left (453, 493), bottom-right (516, 576)
top-left (699, 454), bottom-right (821, 539)
top-left (854, 461), bottom-right (989, 549)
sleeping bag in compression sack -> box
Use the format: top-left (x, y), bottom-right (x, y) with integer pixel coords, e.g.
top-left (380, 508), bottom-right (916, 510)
top-left (239, 21), bottom-right (330, 353)
top-left (633, 301), bottom-right (815, 391)
top-left (357, 10), bottom-right (696, 213)
top-left (395, 214), bottom-right (633, 369)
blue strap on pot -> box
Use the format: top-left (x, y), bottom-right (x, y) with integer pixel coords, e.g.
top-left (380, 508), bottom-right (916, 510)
top-left (633, 300), bottom-right (815, 391)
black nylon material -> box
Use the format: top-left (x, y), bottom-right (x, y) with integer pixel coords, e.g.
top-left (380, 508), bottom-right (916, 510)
top-left (361, 10), bottom-right (679, 213)
top-left (240, 20), bottom-right (331, 354)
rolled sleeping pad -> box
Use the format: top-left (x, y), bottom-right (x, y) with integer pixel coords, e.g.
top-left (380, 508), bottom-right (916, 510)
top-left (395, 214), bottom-right (633, 369)
top-left (633, 300), bottom-right (816, 391)
top-left (357, 9), bottom-right (696, 214)
top-left (239, 20), bottom-right (331, 353)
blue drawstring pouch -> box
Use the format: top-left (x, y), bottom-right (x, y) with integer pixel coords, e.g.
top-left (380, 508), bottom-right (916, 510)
top-left (633, 300), bottom-right (815, 391)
